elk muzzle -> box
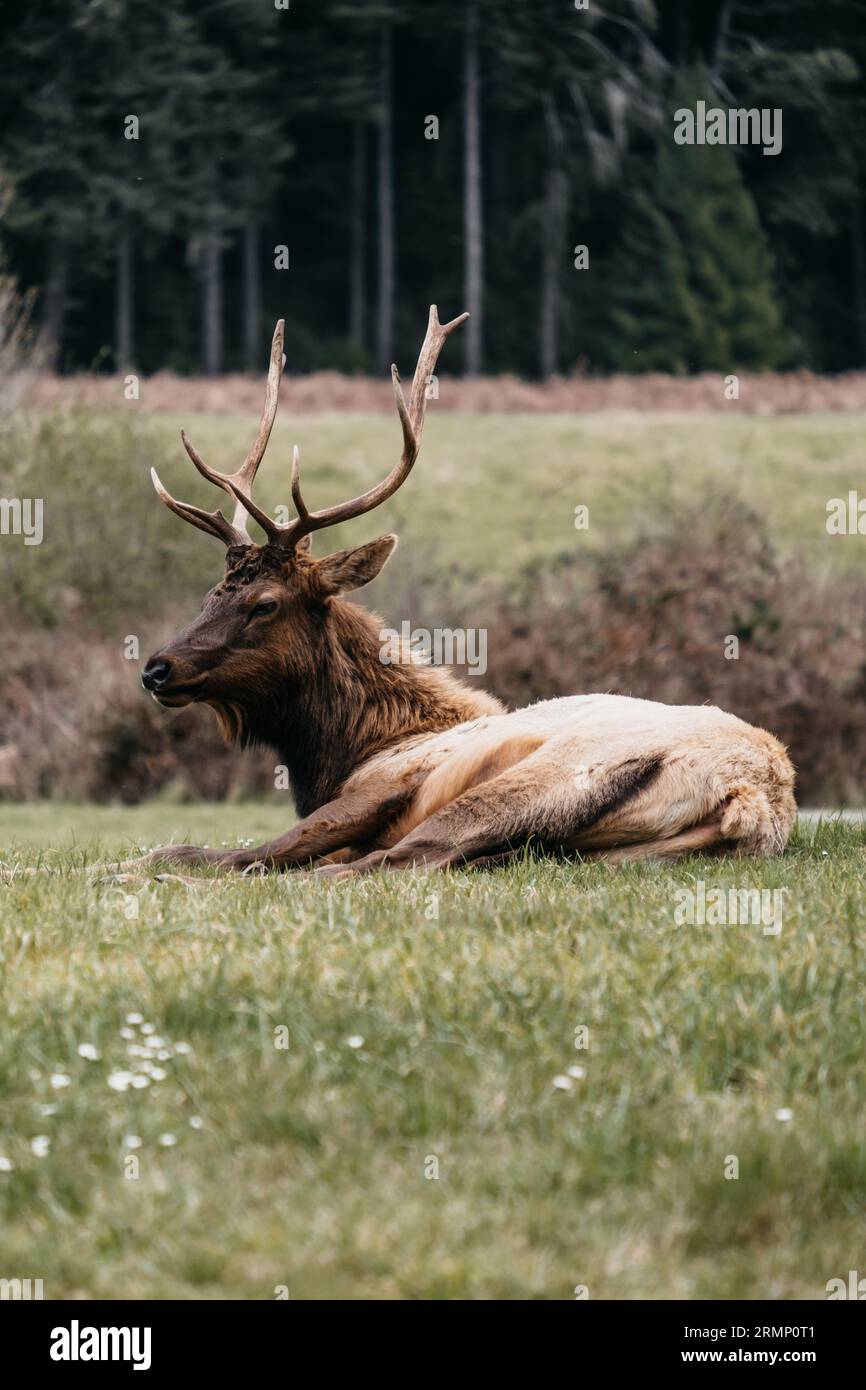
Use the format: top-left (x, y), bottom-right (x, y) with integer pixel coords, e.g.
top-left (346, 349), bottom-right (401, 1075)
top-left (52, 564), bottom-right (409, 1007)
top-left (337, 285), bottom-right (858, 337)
top-left (141, 650), bottom-right (209, 706)
top-left (141, 659), bottom-right (171, 691)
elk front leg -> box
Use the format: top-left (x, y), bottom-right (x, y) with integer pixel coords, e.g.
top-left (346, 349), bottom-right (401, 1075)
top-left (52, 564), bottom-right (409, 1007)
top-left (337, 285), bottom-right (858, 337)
top-left (315, 777), bottom-right (535, 877)
top-left (97, 780), bottom-right (414, 877)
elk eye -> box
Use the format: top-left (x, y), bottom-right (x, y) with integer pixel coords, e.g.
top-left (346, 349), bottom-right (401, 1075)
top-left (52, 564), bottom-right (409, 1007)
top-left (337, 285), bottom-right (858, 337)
top-left (248, 601), bottom-right (278, 622)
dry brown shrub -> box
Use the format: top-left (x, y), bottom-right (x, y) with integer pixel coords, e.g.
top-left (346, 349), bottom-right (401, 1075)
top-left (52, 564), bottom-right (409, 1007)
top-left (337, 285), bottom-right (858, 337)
top-left (0, 609), bottom-right (271, 803)
top-left (27, 368), bottom-right (866, 416)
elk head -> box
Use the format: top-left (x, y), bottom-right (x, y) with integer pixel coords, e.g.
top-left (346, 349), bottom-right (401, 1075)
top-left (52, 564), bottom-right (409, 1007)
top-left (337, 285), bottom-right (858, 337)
top-left (141, 307), bottom-right (468, 739)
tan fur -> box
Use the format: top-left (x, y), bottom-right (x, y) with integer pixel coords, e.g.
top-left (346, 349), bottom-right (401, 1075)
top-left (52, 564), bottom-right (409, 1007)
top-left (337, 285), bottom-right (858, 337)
top-left (590, 813), bottom-right (727, 864)
top-left (337, 694), bottom-right (796, 871)
top-left (383, 732), bottom-right (547, 845)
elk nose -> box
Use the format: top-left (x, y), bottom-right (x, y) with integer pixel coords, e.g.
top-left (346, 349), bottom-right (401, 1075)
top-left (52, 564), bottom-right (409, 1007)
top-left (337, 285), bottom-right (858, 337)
top-left (142, 659), bottom-right (172, 691)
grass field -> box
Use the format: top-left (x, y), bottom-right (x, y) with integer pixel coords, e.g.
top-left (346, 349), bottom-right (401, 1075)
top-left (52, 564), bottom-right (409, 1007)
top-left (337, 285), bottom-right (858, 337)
top-left (7, 408), bottom-right (866, 635)
top-left (3, 404), bottom-right (865, 1298)
top-left (144, 407), bottom-right (866, 581)
top-left (2, 803), bottom-right (865, 1300)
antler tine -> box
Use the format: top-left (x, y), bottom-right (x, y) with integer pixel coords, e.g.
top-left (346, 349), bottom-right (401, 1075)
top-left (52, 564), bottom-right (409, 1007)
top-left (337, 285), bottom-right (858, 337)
top-left (290, 445), bottom-right (311, 524)
top-left (279, 305), bottom-right (467, 549)
top-left (406, 304), bottom-right (469, 438)
top-left (232, 318), bottom-right (286, 528)
top-left (180, 429), bottom-right (282, 544)
top-left (150, 467), bottom-right (249, 549)
top-left (179, 319), bottom-right (286, 540)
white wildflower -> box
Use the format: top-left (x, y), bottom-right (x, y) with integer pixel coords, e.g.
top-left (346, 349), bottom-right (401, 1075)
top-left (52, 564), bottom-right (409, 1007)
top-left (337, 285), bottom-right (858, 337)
top-left (107, 1070), bottom-right (135, 1092)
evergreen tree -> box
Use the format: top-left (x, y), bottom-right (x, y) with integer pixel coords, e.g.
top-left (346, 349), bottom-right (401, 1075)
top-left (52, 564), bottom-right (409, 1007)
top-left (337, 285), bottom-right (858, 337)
top-left (603, 67), bottom-right (791, 372)
top-left (0, 0), bottom-right (863, 375)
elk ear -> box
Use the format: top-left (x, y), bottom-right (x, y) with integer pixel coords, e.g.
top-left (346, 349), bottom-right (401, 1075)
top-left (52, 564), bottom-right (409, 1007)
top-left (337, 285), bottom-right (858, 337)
top-left (315, 534), bottom-right (397, 594)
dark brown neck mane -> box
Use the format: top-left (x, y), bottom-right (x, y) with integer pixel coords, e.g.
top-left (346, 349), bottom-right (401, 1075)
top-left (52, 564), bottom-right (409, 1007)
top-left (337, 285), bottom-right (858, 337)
top-left (215, 597), bottom-right (502, 817)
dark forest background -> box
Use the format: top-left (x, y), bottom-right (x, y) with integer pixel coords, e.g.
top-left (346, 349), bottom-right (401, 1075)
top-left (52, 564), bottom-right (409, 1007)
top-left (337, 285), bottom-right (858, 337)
top-left (0, 0), bottom-right (864, 380)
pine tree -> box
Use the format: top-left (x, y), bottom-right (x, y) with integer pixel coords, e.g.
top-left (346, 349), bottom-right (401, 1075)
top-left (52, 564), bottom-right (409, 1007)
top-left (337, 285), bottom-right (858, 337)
top-left (603, 67), bottom-right (792, 372)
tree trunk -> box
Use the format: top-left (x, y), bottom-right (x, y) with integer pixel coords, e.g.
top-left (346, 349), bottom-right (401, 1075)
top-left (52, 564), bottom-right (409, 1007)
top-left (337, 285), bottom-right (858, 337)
top-left (463, 0), bottom-right (483, 375)
top-left (853, 193), bottom-right (866, 366)
top-left (115, 219), bottom-right (134, 372)
top-left (539, 97), bottom-right (568, 378)
top-left (376, 23), bottom-right (395, 373)
top-left (201, 175), bottom-right (223, 377)
top-left (43, 230), bottom-right (69, 364)
top-left (202, 232), bottom-right (223, 375)
top-left (349, 121), bottom-right (367, 353)
top-left (676, 0), bottom-right (689, 65)
top-left (711, 0), bottom-right (733, 83)
top-left (242, 215), bottom-right (261, 369)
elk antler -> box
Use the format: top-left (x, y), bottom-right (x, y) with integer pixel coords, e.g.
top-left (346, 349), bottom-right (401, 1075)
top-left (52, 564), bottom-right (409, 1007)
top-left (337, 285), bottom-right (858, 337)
top-left (149, 469), bottom-right (251, 548)
top-left (151, 307), bottom-right (467, 551)
top-left (276, 304), bottom-right (468, 549)
top-left (150, 319), bottom-right (286, 547)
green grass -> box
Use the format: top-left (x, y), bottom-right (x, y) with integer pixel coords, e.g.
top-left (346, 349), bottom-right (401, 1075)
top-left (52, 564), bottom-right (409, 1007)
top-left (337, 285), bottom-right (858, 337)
top-left (4, 405), bottom-right (865, 1297)
top-left (6, 408), bottom-right (866, 634)
top-left (2, 803), bottom-right (865, 1299)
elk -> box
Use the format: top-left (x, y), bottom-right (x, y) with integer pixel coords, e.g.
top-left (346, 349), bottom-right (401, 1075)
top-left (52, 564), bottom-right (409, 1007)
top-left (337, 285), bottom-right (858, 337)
top-left (121, 306), bottom-right (795, 880)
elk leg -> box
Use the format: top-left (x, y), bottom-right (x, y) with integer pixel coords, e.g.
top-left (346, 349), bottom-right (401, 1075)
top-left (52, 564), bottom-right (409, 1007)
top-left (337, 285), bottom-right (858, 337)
top-left (315, 751), bottom-right (665, 877)
top-left (93, 779), bottom-right (416, 876)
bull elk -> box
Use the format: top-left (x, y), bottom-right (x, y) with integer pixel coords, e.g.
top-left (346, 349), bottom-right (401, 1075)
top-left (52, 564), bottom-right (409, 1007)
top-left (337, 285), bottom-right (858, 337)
top-left (123, 307), bottom-right (795, 879)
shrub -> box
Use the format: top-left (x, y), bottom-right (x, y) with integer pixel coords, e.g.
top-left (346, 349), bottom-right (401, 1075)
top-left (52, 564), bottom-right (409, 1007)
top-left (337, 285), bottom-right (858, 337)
top-left (0, 409), bottom-right (217, 631)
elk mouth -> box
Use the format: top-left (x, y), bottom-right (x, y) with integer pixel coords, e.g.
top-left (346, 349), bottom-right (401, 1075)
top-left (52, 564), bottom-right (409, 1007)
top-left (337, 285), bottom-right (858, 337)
top-left (149, 677), bottom-right (208, 708)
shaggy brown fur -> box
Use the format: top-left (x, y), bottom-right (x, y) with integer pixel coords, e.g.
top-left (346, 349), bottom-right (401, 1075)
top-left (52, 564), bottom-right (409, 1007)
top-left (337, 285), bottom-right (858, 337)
top-left (145, 540), bottom-right (501, 817)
